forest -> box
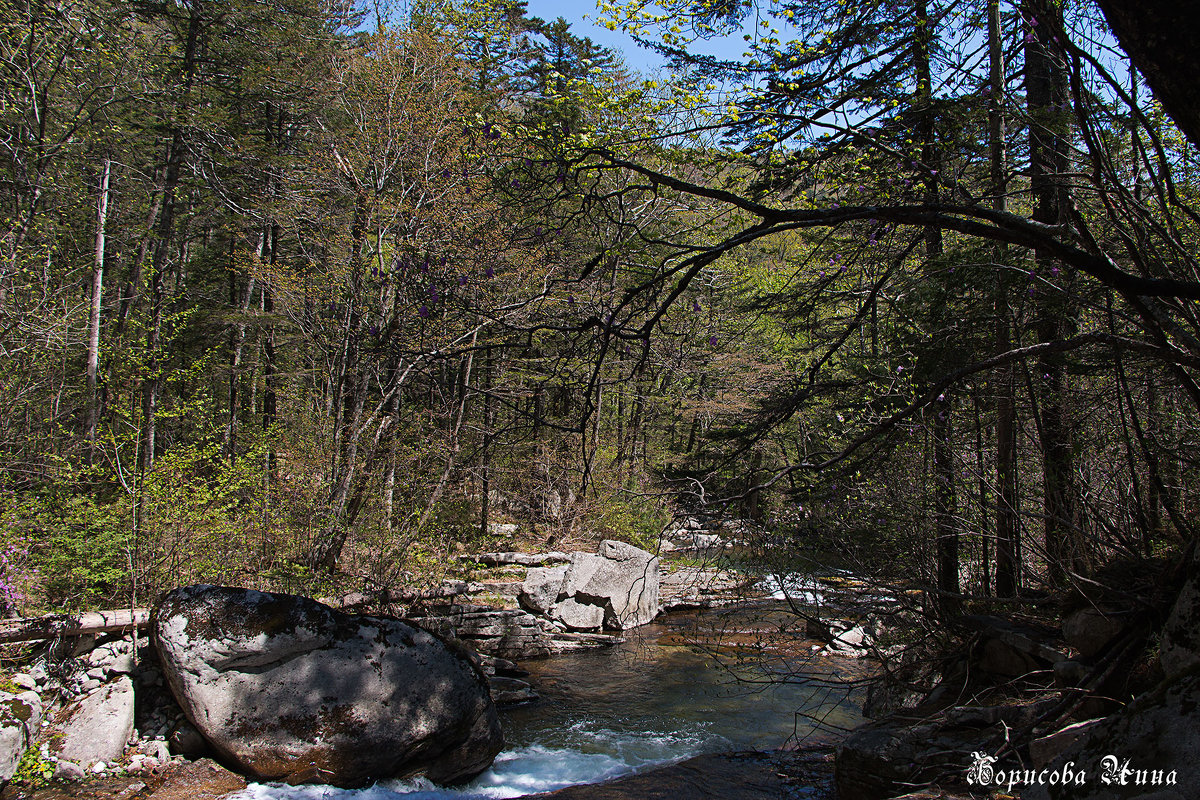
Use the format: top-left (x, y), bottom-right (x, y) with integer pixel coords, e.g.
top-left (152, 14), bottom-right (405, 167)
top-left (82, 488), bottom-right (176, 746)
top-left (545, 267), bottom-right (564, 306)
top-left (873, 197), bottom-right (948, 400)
top-left (1, 0), bottom-right (1197, 627)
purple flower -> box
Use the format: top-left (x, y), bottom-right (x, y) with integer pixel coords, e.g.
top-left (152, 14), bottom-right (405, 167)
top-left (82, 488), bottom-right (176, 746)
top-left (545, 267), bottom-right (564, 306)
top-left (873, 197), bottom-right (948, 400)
top-left (419, 305), bottom-right (429, 318)
top-left (511, 179), bottom-right (520, 188)
top-left (709, 335), bottom-right (718, 346)
top-left (693, 299), bottom-right (702, 312)
top-left (1051, 266), bottom-right (1060, 276)
top-left (429, 287), bottom-right (439, 301)
top-left (369, 324), bottom-right (379, 336)
top-left (485, 266), bottom-right (495, 279)
top-left (567, 295), bottom-right (575, 305)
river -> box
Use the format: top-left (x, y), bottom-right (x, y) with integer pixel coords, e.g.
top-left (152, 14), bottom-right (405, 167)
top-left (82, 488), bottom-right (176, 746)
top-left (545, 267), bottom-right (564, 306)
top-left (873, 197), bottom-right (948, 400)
top-left (230, 601), bottom-right (866, 800)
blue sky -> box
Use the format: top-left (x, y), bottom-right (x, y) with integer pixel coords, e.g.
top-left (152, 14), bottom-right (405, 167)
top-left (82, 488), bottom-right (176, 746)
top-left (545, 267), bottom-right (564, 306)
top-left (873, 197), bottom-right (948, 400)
top-left (522, 0), bottom-right (665, 73)
top-left (521, 0), bottom-right (750, 76)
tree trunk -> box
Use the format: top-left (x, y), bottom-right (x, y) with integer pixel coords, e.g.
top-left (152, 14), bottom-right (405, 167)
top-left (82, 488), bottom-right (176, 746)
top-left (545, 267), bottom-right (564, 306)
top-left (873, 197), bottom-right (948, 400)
top-left (990, 0), bottom-right (1020, 597)
top-left (1025, 0), bottom-right (1080, 586)
top-left (86, 157), bottom-right (111, 457)
top-left (916, 0), bottom-right (959, 616)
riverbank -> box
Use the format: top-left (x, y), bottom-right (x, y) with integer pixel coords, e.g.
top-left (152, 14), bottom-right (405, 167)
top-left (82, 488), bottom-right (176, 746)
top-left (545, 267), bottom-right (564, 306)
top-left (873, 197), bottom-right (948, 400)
top-left (0, 541), bottom-right (888, 799)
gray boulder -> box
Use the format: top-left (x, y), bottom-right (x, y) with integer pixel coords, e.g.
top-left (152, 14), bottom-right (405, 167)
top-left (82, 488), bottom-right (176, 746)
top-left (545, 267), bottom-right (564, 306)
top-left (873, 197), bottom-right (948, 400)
top-left (553, 598), bottom-right (606, 630)
top-left (52, 760), bottom-right (86, 782)
top-left (153, 585), bottom-right (503, 788)
top-left (519, 566), bottom-right (568, 615)
top-left (1063, 608), bottom-right (1126, 658)
top-left (0, 689), bottom-right (42, 782)
top-left (54, 677), bottom-right (133, 767)
top-left (560, 540), bottom-right (658, 630)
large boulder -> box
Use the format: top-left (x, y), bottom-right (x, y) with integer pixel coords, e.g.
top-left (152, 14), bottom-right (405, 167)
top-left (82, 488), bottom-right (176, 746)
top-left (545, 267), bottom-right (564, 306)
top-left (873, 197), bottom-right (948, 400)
top-left (53, 677), bottom-right (133, 767)
top-left (556, 540), bottom-right (659, 630)
top-left (0, 689), bottom-right (42, 782)
top-left (152, 585), bottom-right (503, 788)
top-left (519, 566), bottom-right (569, 616)
top-left (1063, 608), bottom-right (1126, 659)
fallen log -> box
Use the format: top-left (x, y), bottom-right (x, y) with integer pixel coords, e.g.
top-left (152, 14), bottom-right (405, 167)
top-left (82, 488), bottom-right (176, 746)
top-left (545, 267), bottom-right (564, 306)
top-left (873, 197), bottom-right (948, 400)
top-left (0, 608), bottom-right (150, 644)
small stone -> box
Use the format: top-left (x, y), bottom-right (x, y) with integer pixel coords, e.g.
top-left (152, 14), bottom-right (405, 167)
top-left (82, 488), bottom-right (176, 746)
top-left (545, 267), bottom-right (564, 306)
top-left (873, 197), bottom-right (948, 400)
top-left (80, 678), bottom-right (102, 693)
top-left (108, 653), bottom-right (136, 675)
top-left (54, 760), bottom-right (86, 781)
top-left (92, 761), bottom-right (108, 773)
top-left (140, 739), bottom-right (169, 762)
top-left (167, 721), bottom-right (209, 757)
top-left (11, 673), bottom-right (37, 691)
top-left (86, 667), bottom-right (108, 680)
top-left (71, 634), bottom-right (98, 658)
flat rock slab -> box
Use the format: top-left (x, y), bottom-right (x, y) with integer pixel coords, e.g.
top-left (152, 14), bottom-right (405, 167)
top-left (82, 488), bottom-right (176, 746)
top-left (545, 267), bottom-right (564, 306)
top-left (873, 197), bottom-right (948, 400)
top-left (533, 753), bottom-right (795, 799)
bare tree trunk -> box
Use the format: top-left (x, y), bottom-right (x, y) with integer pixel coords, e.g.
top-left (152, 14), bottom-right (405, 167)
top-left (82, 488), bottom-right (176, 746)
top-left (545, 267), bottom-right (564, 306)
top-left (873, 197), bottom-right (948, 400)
top-left (1026, 0), bottom-right (1080, 586)
top-left (223, 232), bottom-right (262, 457)
top-left (479, 345), bottom-right (494, 539)
top-left (990, 0), bottom-right (1020, 597)
top-left (86, 157), bottom-right (111, 457)
top-left (915, 0), bottom-right (959, 616)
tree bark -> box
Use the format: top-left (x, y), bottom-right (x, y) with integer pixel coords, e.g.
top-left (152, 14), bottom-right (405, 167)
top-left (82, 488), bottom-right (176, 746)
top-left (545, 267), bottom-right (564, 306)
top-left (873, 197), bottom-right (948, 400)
top-left (86, 157), bottom-right (111, 457)
top-left (1026, 0), bottom-right (1080, 587)
top-left (990, 0), bottom-right (1020, 597)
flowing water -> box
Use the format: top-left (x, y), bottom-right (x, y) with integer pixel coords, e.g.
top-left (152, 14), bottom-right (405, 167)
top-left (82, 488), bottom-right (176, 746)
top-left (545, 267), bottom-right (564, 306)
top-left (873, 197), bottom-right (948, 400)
top-left (230, 601), bottom-right (865, 800)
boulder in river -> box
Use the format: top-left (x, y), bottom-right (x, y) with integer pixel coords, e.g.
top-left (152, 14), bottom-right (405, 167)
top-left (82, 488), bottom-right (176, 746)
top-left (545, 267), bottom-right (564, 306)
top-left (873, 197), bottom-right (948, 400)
top-left (152, 585), bottom-right (503, 788)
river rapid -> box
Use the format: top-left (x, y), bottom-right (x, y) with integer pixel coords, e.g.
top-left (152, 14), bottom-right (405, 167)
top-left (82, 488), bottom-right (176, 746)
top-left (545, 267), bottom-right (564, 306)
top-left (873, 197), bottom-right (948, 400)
top-left (230, 601), bottom-right (865, 800)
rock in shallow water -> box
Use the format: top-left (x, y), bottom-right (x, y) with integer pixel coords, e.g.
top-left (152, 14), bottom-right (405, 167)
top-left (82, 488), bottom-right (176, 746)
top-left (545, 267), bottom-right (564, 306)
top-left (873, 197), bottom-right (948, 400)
top-left (152, 585), bottom-right (503, 788)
